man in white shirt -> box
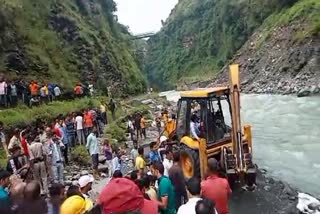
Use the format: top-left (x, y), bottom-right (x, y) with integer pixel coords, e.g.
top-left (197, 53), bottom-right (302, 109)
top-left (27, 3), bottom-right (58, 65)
top-left (178, 177), bottom-right (218, 214)
top-left (163, 148), bottom-right (173, 177)
top-left (75, 113), bottom-right (85, 145)
top-left (0, 79), bottom-right (7, 107)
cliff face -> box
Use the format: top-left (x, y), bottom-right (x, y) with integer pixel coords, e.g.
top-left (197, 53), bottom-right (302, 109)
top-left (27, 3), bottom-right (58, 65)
top-left (0, 0), bottom-right (146, 95)
top-left (145, 0), bottom-right (320, 93)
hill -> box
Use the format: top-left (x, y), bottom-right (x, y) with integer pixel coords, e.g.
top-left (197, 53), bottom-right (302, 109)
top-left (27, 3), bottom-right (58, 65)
top-left (145, 0), bottom-right (320, 91)
top-left (0, 0), bottom-right (146, 95)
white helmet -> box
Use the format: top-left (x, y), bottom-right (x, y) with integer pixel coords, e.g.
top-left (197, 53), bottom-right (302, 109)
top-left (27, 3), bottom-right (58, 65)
top-left (160, 136), bottom-right (168, 143)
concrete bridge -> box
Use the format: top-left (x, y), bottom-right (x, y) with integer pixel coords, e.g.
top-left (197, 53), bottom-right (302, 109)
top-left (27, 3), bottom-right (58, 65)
top-left (131, 31), bottom-right (156, 40)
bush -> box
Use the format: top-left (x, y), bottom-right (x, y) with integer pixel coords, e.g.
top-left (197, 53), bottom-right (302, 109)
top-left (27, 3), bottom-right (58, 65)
top-left (70, 145), bottom-right (91, 166)
top-left (108, 123), bottom-right (127, 142)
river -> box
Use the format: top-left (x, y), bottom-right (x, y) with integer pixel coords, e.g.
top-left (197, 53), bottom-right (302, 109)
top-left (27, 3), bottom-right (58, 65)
top-left (160, 91), bottom-right (320, 197)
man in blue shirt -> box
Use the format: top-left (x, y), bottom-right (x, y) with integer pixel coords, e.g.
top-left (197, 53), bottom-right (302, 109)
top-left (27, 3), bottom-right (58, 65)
top-left (149, 141), bottom-right (161, 163)
top-left (0, 170), bottom-right (11, 208)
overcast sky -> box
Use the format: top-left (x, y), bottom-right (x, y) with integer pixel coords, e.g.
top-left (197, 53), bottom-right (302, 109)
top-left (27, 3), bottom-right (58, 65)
top-left (115, 0), bottom-right (178, 34)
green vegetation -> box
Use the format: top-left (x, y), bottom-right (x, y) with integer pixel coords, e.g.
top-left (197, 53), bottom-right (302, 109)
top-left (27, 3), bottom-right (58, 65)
top-left (257, 0), bottom-right (320, 45)
top-left (0, 98), bottom-right (99, 128)
top-left (145, 0), bottom-right (319, 89)
top-left (70, 145), bottom-right (91, 166)
top-left (0, 0), bottom-right (146, 94)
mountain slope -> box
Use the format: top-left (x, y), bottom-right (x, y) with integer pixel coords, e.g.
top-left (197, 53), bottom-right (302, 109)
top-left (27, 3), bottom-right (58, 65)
top-left (145, 0), bottom-right (319, 90)
top-left (0, 0), bottom-right (146, 95)
top-left (211, 0), bottom-right (320, 94)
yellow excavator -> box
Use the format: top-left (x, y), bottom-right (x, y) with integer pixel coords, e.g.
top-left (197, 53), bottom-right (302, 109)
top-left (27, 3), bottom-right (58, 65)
top-left (166, 64), bottom-right (256, 187)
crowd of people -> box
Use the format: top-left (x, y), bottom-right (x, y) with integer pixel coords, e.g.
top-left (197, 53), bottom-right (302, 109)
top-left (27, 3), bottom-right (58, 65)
top-left (0, 75), bottom-right (94, 108)
top-left (122, 137), bottom-right (231, 214)
top-left (0, 96), bottom-right (232, 214)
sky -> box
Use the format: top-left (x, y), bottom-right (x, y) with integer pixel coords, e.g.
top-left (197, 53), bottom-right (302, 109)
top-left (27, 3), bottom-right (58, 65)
top-left (115, 0), bottom-right (179, 34)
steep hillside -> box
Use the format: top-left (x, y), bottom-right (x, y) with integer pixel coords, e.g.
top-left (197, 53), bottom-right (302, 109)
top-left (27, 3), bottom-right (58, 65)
top-left (145, 0), bottom-right (319, 91)
top-left (0, 0), bottom-right (146, 95)
top-left (211, 0), bottom-right (320, 95)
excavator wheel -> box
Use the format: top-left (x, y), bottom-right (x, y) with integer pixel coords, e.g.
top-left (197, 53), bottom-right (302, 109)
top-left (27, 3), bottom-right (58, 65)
top-left (180, 144), bottom-right (200, 179)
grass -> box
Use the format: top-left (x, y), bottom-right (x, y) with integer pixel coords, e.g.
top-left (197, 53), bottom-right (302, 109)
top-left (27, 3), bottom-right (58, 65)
top-left (257, 0), bottom-right (320, 46)
top-left (0, 97), bottom-right (100, 128)
top-left (0, 150), bottom-right (6, 168)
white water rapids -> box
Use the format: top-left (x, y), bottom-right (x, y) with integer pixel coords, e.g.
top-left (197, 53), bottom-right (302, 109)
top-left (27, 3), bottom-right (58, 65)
top-left (160, 91), bottom-right (320, 197)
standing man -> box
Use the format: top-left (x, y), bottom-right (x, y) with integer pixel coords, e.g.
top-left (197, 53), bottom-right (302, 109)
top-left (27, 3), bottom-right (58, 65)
top-left (75, 112), bottom-right (85, 145)
top-left (135, 114), bottom-right (141, 140)
top-left (0, 77), bottom-right (7, 108)
top-left (140, 114), bottom-right (147, 139)
top-left (83, 109), bottom-right (93, 138)
top-left (100, 101), bottom-right (107, 125)
top-left (65, 115), bottom-right (76, 148)
top-left (49, 134), bottom-right (65, 184)
top-left (151, 162), bottom-right (176, 214)
top-left (53, 85), bottom-right (61, 99)
top-left (58, 119), bottom-right (69, 165)
top-left (108, 98), bottom-right (116, 121)
top-left (201, 158), bottom-right (231, 214)
top-left (103, 140), bottom-right (113, 178)
top-left (86, 130), bottom-right (100, 179)
top-left (135, 147), bottom-right (146, 177)
top-left (169, 151), bottom-right (188, 210)
top-left (0, 121), bottom-right (9, 157)
top-left (28, 134), bottom-right (48, 195)
top-left (163, 148), bottom-right (173, 177)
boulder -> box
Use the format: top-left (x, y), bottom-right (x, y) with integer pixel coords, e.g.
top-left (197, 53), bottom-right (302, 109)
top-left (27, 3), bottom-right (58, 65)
top-left (98, 164), bottom-right (108, 173)
top-left (80, 170), bottom-right (89, 176)
top-left (310, 85), bottom-right (320, 94)
top-left (141, 99), bottom-right (154, 105)
top-left (98, 155), bottom-right (107, 164)
top-left (297, 88), bottom-right (311, 97)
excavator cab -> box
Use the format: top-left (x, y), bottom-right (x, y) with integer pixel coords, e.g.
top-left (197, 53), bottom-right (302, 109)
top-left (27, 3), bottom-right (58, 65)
top-left (173, 64), bottom-right (256, 188)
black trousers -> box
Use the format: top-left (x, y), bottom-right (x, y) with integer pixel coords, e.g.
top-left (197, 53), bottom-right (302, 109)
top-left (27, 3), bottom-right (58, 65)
top-left (63, 144), bottom-right (69, 165)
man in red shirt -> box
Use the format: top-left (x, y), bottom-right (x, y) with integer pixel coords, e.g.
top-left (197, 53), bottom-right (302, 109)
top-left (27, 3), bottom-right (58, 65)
top-left (201, 158), bottom-right (231, 214)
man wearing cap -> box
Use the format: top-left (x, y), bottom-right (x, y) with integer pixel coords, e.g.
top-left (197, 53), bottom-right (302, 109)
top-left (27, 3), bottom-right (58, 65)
top-left (201, 158), bottom-right (231, 214)
top-left (60, 195), bottom-right (87, 214)
top-left (0, 170), bottom-right (11, 208)
top-left (98, 178), bottom-right (158, 214)
top-left (78, 175), bottom-right (94, 211)
top-left (86, 129), bottom-right (100, 179)
top-left (152, 162), bottom-right (176, 214)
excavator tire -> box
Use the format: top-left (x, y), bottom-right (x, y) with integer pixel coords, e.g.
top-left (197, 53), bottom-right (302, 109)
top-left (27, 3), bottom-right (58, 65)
top-left (180, 144), bottom-right (200, 179)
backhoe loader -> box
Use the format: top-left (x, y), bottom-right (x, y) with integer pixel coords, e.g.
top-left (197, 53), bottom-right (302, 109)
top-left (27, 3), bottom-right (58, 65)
top-left (168, 64), bottom-right (256, 187)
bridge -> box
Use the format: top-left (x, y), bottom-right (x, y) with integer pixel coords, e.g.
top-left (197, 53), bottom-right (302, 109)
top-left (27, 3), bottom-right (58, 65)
top-left (131, 31), bottom-right (156, 40)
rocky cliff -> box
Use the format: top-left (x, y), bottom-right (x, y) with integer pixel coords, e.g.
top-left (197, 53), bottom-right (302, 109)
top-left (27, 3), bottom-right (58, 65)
top-left (0, 0), bottom-right (146, 95)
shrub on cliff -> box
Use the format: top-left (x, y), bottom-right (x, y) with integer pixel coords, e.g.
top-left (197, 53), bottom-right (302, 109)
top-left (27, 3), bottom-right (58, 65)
top-left (70, 145), bottom-right (91, 166)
